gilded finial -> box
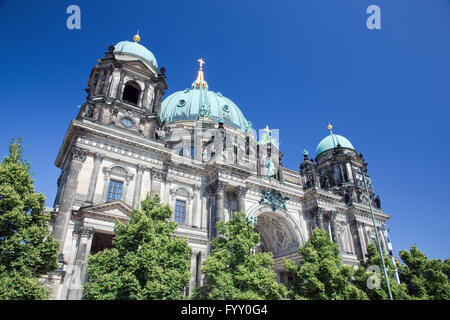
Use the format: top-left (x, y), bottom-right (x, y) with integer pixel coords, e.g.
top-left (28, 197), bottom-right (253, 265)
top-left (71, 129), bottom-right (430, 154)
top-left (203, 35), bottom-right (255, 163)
top-left (327, 122), bottom-right (333, 134)
top-left (133, 30), bottom-right (140, 43)
top-left (192, 58), bottom-right (208, 89)
top-left (263, 125), bottom-right (272, 136)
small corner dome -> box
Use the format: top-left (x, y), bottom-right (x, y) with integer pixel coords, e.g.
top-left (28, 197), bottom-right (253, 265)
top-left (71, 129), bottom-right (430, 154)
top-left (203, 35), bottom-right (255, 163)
top-left (316, 134), bottom-right (355, 157)
top-left (114, 41), bottom-right (158, 68)
top-left (161, 88), bottom-right (250, 131)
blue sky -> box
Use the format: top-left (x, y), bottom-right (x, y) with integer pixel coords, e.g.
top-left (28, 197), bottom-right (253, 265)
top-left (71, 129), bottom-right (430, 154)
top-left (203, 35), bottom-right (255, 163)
top-left (0, 0), bottom-right (449, 260)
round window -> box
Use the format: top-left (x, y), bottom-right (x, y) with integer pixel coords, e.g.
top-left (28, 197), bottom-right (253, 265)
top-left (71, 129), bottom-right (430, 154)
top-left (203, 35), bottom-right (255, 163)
top-left (177, 99), bottom-right (186, 107)
top-left (121, 117), bottom-right (134, 128)
top-left (222, 105), bottom-right (230, 113)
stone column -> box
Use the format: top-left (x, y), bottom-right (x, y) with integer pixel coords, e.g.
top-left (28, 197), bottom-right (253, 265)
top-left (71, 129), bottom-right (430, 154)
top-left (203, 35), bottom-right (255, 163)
top-left (138, 83), bottom-right (145, 108)
top-left (197, 252), bottom-right (207, 288)
top-left (94, 69), bottom-right (105, 96)
top-left (356, 220), bottom-right (367, 260)
top-left (311, 207), bottom-right (324, 230)
top-left (214, 181), bottom-right (227, 224)
top-left (101, 68), bottom-right (112, 96)
top-left (236, 186), bottom-right (248, 213)
top-left (163, 177), bottom-right (172, 205)
top-left (192, 185), bottom-right (202, 229)
top-left (346, 162), bottom-right (354, 183)
top-left (132, 164), bottom-right (145, 209)
top-left (67, 226), bottom-right (94, 300)
top-left (188, 251), bottom-right (198, 296)
top-left (116, 72), bottom-right (124, 99)
top-left (53, 146), bottom-right (88, 258)
top-left (327, 211), bottom-right (339, 244)
top-left (86, 153), bottom-right (104, 204)
top-left (201, 193), bottom-right (208, 230)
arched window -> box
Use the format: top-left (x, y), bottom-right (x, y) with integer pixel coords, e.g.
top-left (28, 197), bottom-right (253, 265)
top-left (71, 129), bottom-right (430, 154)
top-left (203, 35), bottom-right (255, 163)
top-left (122, 82), bottom-right (140, 105)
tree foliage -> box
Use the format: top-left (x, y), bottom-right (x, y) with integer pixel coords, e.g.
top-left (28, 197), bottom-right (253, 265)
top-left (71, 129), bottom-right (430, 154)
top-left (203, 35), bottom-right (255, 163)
top-left (354, 243), bottom-right (409, 300)
top-left (397, 246), bottom-right (449, 300)
top-left (194, 211), bottom-right (287, 300)
top-left (0, 138), bottom-right (59, 300)
top-left (283, 228), bottom-right (367, 300)
top-left (83, 194), bottom-right (191, 300)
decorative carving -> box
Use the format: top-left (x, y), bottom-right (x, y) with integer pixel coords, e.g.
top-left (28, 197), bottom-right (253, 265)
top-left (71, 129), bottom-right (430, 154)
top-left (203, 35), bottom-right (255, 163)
top-left (136, 164), bottom-right (146, 173)
top-left (213, 180), bottom-right (227, 193)
top-left (343, 186), bottom-right (355, 205)
top-left (259, 189), bottom-right (289, 211)
top-left (199, 104), bottom-right (211, 119)
top-left (237, 186), bottom-right (248, 198)
top-left (94, 152), bottom-right (104, 163)
top-left (246, 215), bottom-right (258, 227)
top-left (374, 195), bottom-right (381, 209)
top-left (151, 167), bottom-right (167, 181)
top-left (70, 147), bottom-right (88, 163)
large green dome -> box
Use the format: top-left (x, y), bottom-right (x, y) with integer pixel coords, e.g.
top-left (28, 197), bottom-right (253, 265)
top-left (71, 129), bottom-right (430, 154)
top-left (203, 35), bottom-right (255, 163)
top-left (161, 88), bottom-right (251, 132)
top-left (316, 134), bottom-right (355, 157)
top-left (114, 40), bottom-right (158, 68)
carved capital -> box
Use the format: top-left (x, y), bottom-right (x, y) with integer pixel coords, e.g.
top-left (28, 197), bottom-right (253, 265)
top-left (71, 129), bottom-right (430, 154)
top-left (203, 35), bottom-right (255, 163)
top-left (137, 164), bottom-right (146, 173)
top-left (151, 168), bottom-right (167, 182)
top-left (94, 152), bottom-right (104, 163)
top-left (213, 180), bottom-right (227, 193)
top-left (326, 210), bottom-right (338, 222)
top-left (79, 226), bottom-right (94, 238)
top-left (70, 147), bottom-right (88, 163)
top-left (237, 186), bottom-right (248, 199)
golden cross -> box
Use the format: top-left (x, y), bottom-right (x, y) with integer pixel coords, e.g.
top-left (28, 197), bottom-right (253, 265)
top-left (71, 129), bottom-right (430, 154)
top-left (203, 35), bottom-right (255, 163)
top-left (263, 125), bottom-right (271, 136)
top-left (198, 58), bottom-right (205, 69)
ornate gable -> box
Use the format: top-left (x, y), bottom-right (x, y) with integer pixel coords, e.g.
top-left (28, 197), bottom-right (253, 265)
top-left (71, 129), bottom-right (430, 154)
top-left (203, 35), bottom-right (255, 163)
top-left (73, 200), bottom-right (132, 222)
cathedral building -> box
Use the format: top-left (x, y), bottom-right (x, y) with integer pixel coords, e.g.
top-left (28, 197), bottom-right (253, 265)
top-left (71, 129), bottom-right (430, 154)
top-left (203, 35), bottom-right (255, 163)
top-left (47, 34), bottom-right (392, 300)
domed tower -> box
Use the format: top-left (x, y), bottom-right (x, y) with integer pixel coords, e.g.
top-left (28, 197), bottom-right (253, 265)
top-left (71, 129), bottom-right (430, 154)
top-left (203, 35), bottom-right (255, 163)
top-left (160, 59), bottom-right (256, 170)
top-left (51, 34), bottom-right (170, 300)
top-left (79, 32), bottom-right (168, 139)
top-left (312, 123), bottom-right (377, 207)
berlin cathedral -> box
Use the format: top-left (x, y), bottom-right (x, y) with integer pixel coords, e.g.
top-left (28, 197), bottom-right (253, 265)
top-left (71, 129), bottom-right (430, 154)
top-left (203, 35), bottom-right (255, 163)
top-left (45, 33), bottom-right (393, 299)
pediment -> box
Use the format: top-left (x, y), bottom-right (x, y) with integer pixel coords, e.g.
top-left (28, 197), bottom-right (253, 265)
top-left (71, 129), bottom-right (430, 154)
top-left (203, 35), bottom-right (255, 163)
top-left (123, 59), bottom-right (156, 75)
top-left (75, 200), bottom-right (132, 221)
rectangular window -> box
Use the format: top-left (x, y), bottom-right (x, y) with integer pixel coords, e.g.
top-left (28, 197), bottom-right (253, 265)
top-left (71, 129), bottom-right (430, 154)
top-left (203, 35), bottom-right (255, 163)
top-left (107, 180), bottom-right (123, 202)
top-left (174, 199), bottom-right (186, 224)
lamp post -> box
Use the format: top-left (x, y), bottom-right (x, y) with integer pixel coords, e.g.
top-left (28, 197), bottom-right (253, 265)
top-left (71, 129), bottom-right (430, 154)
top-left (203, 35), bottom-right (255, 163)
top-left (361, 171), bottom-right (393, 300)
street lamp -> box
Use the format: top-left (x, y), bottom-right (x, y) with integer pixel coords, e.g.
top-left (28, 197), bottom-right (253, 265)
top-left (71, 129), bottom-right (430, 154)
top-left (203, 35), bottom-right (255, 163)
top-left (357, 170), bottom-right (393, 300)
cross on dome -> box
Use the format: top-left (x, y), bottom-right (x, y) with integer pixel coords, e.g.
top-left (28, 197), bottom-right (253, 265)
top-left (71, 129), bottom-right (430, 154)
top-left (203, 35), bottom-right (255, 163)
top-left (192, 58), bottom-right (208, 89)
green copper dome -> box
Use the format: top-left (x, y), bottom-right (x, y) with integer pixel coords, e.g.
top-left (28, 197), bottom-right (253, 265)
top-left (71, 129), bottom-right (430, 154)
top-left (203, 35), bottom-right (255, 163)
top-left (316, 134), bottom-right (355, 157)
top-left (114, 41), bottom-right (158, 68)
top-left (161, 88), bottom-right (250, 131)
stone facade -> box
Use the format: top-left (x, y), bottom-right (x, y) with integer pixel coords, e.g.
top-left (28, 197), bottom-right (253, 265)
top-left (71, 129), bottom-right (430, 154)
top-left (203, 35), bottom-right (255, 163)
top-left (48, 40), bottom-right (392, 300)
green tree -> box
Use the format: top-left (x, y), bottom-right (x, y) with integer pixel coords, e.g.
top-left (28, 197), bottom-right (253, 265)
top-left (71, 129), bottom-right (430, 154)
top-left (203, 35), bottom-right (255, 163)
top-left (354, 243), bottom-right (409, 300)
top-left (83, 194), bottom-right (191, 300)
top-left (283, 228), bottom-right (367, 300)
top-left (0, 138), bottom-right (59, 300)
top-left (397, 246), bottom-right (449, 300)
top-left (194, 211), bottom-right (287, 300)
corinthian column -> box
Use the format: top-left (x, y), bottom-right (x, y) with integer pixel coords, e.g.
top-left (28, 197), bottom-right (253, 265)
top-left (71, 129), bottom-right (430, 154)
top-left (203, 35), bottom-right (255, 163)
top-left (214, 181), bottom-right (227, 224)
top-left (236, 186), bottom-right (248, 213)
top-left (311, 207), bottom-right (324, 230)
top-left (67, 226), bottom-right (94, 300)
top-left (53, 146), bottom-right (88, 258)
top-left (86, 152), bottom-right (104, 204)
top-left (132, 164), bottom-right (145, 209)
top-left (192, 185), bottom-right (202, 229)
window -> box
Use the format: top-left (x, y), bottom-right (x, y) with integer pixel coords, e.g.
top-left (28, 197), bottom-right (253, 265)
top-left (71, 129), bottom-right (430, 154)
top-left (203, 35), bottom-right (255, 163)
top-left (122, 82), bottom-right (140, 105)
top-left (107, 180), bottom-right (123, 202)
top-left (174, 199), bottom-right (186, 224)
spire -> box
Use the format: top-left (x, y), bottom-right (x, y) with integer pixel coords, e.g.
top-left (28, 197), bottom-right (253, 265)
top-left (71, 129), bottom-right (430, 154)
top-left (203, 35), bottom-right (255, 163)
top-left (192, 58), bottom-right (208, 89)
top-left (133, 30), bottom-right (140, 43)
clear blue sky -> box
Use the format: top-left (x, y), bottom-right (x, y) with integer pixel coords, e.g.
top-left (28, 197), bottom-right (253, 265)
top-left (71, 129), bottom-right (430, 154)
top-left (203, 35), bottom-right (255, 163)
top-left (0, 0), bottom-right (449, 260)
